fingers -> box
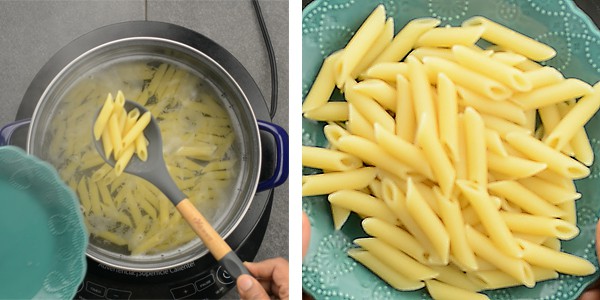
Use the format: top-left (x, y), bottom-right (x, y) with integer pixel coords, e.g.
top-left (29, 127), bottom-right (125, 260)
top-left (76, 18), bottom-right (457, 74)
top-left (303, 212), bottom-right (311, 259)
top-left (245, 257), bottom-right (289, 280)
top-left (578, 289), bottom-right (600, 300)
top-left (237, 274), bottom-right (270, 300)
top-left (578, 220), bottom-right (600, 300)
top-left (245, 258), bottom-right (290, 300)
top-left (596, 219), bottom-right (600, 262)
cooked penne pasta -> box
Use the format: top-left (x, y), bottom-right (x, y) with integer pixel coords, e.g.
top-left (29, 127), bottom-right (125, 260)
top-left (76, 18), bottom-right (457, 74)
top-left (406, 178), bottom-right (450, 264)
top-left (484, 129), bottom-right (508, 157)
top-left (328, 190), bottom-right (398, 224)
top-left (362, 217), bottom-right (428, 263)
top-left (415, 26), bottom-right (484, 48)
top-left (380, 178), bottom-right (442, 264)
top-left (335, 5), bottom-right (386, 88)
top-left (518, 176), bottom-right (581, 205)
top-left (462, 16), bottom-right (556, 61)
top-left (422, 56), bottom-right (512, 101)
top-left (571, 126), bottom-right (594, 166)
top-left (373, 17), bottom-right (441, 64)
top-left (491, 51), bottom-right (527, 66)
top-left (512, 78), bottom-right (593, 110)
top-left (452, 45), bottom-right (532, 92)
top-left (347, 103), bottom-right (375, 141)
top-left (463, 108), bottom-right (488, 187)
top-left (303, 102), bottom-right (349, 121)
top-left (374, 124), bottom-right (434, 179)
top-left (347, 249), bottom-right (425, 291)
top-left (454, 115), bottom-right (468, 180)
top-left (524, 66), bottom-right (564, 88)
top-left (301, 8), bottom-right (598, 297)
top-left (430, 264), bottom-right (482, 292)
top-left (410, 47), bottom-right (455, 62)
top-left (416, 115), bottom-right (455, 195)
top-left (435, 190), bottom-right (477, 271)
top-left (468, 267), bottom-right (558, 290)
top-left (331, 203), bottom-right (351, 230)
top-left (352, 17), bottom-right (395, 78)
top-left (345, 79), bottom-right (395, 133)
top-left (500, 211), bottom-right (579, 240)
top-left (355, 238), bottom-right (438, 281)
top-left (487, 151), bottom-right (547, 179)
top-left (457, 180), bottom-right (522, 259)
top-left (556, 101), bottom-right (595, 165)
top-left (93, 93), bottom-right (115, 140)
top-left (135, 134), bottom-right (148, 162)
top-left (123, 108), bottom-right (140, 136)
top-left (558, 200), bottom-right (577, 225)
top-left (353, 79), bottom-right (396, 111)
top-left (488, 180), bottom-right (564, 217)
top-left (437, 73), bottom-right (459, 162)
top-left (302, 50), bottom-right (343, 112)
top-left (108, 113), bottom-right (123, 157)
top-left (302, 167), bottom-right (377, 196)
top-left (465, 226), bottom-right (534, 287)
top-left (121, 111), bottom-right (151, 150)
top-left (301, 146), bottom-right (362, 171)
top-left (544, 83), bottom-right (600, 150)
top-left (407, 56), bottom-right (438, 135)
top-left (176, 145), bottom-right (217, 161)
top-left (457, 87), bottom-right (526, 125)
top-left (364, 62), bottom-right (409, 82)
top-left (480, 113), bottom-right (531, 138)
top-left (395, 74), bottom-right (415, 142)
top-left (505, 131), bottom-right (589, 179)
top-left (517, 239), bottom-right (596, 276)
top-left (425, 279), bottom-right (489, 300)
top-left (323, 123), bottom-right (351, 149)
top-left (336, 135), bottom-right (410, 179)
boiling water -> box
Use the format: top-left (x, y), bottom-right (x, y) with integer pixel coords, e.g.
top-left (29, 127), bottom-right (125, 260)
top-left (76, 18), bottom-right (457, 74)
top-left (43, 56), bottom-right (240, 256)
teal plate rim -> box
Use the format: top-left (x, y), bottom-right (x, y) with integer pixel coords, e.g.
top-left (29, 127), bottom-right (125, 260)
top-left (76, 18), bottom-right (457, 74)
top-left (0, 146), bottom-right (88, 299)
top-left (302, 0), bottom-right (600, 299)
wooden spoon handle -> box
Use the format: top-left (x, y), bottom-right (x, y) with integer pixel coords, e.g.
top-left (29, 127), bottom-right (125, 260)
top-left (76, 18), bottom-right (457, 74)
top-left (176, 198), bottom-right (231, 260)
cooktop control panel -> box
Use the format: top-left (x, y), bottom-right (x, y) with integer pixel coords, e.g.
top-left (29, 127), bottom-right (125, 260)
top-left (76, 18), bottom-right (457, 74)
top-left (74, 264), bottom-right (236, 300)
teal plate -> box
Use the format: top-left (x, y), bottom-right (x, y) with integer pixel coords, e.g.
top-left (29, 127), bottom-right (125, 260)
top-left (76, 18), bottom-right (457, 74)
top-left (302, 0), bottom-right (600, 299)
top-left (0, 146), bottom-right (88, 299)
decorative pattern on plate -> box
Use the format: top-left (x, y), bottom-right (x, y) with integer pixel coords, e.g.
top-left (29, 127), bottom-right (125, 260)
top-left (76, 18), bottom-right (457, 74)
top-left (302, 0), bottom-right (600, 299)
top-left (526, 0), bottom-right (566, 16)
top-left (591, 138), bottom-right (600, 179)
top-left (313, 231), bottom-right (356, 283)
top-left (496, 0), bottom-right (521, 22)
top-left (427, 0), bottom-right (469, 22)
top-left (539, 31), bottom-right (572, 71)
top-left (0, 146), bottom-right (88, 299)
top-left (585, 36), bottom-right (600, 73)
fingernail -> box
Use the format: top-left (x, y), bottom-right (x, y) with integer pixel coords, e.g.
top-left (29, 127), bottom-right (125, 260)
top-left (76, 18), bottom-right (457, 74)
top-left (238, 275), bottom-right (253, 292)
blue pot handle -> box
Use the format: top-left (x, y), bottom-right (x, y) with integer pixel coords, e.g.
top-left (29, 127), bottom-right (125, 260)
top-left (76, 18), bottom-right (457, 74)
top-left (0, 119), bottom-right (31, 146)
top-left (257, 120), bottom-right (288, 192)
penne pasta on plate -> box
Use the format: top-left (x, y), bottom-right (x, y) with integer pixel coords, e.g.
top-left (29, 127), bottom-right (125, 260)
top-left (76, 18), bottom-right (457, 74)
top-left (302, 4), bottom-right (600, 299)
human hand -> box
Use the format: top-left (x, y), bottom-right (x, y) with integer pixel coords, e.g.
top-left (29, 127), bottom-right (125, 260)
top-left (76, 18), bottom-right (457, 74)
top-left (236, 257), bottom-right (289, 300)
top-left (303, 212), bottom-right (311, 259)
top-left (578, 219), bottom-right (600, 300)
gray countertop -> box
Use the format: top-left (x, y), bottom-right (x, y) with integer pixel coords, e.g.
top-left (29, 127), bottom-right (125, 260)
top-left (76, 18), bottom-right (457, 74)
top-left (0, 1), bottom-right (288, 298)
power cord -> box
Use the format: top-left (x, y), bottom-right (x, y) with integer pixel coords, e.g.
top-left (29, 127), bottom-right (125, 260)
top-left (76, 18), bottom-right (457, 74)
top-left (252, 0), bottom-right (279, 119)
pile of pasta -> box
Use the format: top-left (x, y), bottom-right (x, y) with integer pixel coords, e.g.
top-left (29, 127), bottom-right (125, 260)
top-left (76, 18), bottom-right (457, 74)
top-left (302, 5), bottom-right (600, 299)
top-left (94, 90), bottom-right (151, 176)
top-left (47, 60), bottom-right (238, 255)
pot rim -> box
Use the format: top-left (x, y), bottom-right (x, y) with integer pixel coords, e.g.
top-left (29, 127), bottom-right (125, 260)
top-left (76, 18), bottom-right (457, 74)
top-left (26, 36), bottom-right (262, 271)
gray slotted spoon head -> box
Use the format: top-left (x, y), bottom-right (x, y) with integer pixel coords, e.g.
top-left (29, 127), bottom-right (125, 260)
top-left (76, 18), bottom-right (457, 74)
top-left (92, 99), bottom-right (249, 279)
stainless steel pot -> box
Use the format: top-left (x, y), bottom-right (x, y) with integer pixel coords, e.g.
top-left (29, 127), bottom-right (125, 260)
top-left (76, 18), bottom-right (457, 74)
top-left (0, 22), bottom-right (287, 272)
